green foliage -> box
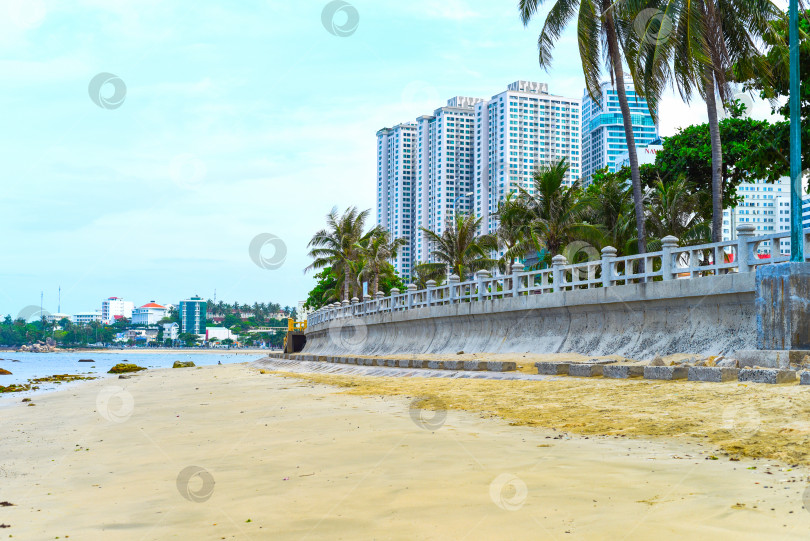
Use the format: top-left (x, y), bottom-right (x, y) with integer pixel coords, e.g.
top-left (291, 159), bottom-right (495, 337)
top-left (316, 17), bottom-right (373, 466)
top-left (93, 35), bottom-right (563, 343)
top-left (418, 212), bottom-right (498, 281)
top-left (654, 107), bottom-right (776, 212)
top-left (177, 333), bottom-right (199, 347)
top-left (735, 9), bottom-right (810, 185)
top-left (304, 267), bottom-right (339, 309)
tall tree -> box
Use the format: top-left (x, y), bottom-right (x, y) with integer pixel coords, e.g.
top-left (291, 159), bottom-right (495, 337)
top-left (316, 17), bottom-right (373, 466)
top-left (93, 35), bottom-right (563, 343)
top-left (520, 0), bottom-right (648, 253)
top-left (418, 213), bottom-right (498, 281)
top-left (355, 226), bottom-right (407, 295)
top-left (584, 167), bottom-right (639, 254)
top-left (626, 0), bottom-right (782, 240)
top-left (645, 176), bottom-right (712, 244)
top-left (306, 207), bottom-right (370, 301)
top-left (494, 192), bottom-right (532, 272)
top-left (512, 159), bottom-right (601, 262)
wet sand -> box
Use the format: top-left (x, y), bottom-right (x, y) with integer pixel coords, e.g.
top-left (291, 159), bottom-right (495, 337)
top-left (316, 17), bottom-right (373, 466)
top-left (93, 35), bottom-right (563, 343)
top-left (1, 363), bottom-right (809, 539)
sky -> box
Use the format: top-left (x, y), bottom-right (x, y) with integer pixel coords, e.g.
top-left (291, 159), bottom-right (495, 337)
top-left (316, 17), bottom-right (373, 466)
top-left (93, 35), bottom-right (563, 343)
top-left (0, 0), bottom-right (781, 319)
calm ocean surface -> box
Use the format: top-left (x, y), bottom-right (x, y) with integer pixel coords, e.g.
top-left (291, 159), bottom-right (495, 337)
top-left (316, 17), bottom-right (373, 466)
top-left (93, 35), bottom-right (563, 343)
top-left (0, 351), bottom-right (267, 401)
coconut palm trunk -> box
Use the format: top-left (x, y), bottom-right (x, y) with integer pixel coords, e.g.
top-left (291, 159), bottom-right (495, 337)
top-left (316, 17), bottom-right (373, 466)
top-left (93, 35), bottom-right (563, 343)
top-left (603, 4), bottom-right (647, 254)
top-left (703, 68), bottom-right (724, 242)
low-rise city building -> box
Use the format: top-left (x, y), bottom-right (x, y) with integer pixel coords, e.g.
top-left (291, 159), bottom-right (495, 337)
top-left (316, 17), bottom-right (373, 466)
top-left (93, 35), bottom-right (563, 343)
top-left (101, 297), bottom-right (134, 324)
top-left (205, 327), bottom-right (237, 342)
top-left (163, 322), bottom-right (179, 341)
top-left (132, 301), bottom-right (167, 326)
top-left (72, 311), bottom-right (102, 324)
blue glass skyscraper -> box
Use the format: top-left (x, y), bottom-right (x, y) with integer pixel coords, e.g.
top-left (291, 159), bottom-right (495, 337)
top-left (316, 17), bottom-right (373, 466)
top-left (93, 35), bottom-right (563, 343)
top-left (580, 82), bottom-right (658, 185)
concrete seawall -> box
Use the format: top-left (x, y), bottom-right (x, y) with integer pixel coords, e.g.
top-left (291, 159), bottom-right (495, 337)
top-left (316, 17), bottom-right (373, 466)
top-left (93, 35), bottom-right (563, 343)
top-left (304, 272), bottom-right (757, 359)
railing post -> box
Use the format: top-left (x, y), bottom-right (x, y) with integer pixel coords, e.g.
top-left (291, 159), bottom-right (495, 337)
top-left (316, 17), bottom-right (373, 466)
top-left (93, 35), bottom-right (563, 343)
top-left (600, 249), bottom-right (615, 287)
top-left (736, 224), bottom-right (756, 273)
top-left (374, 291), bottom-right (384, 313)
top-left (425, 280), bottom-right (436, 306)
top-left (476, 270), bottom-right (491, 301)
top-left (363, 294), bottom-right (371, 315)
top-left (449, 274), bottom-right (460, 303)
top-left (660, 236), bottom-right (679, 280)
top-left (389, 288), bottom-right (399, 311)
top-left (552, 255), bottom-right (567, 292)
top-left (511, 262), bottom-right (524, 297)
top-left (407, 283), bottom-right (417, 309)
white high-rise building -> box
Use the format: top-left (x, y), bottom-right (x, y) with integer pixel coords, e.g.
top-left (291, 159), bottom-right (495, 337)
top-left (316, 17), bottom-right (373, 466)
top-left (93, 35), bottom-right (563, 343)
top-left (414, 96), bottom-right (482, 264)
top-left (474, 81), bottom-right (582, 236)
top-left (723, 177), bottom-right (791, 256)
top-left (580, 81), bottom-right (658, 185)
top-left (376, 123), bottom-right (417, 279)
top-left (101, 297), bottom-right (134, 324)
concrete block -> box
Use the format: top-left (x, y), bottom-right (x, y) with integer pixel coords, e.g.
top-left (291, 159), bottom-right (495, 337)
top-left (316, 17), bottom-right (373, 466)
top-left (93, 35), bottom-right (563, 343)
top-left (443, 360), bottom-right (464, 370)
top-left (568, 363), bottom-right (603, 377)
top-left (602, 365), bottom-right (644, 379)
top-left (738, 368), bottom-right (797, 384)
top-left (427, 361), bottom-right (444, 370)
top-left (411, 359), bottom-right (427, 369)
top-left (384, 359), bottom-right (398, 367)
top-left (397, 359), bottom-right (411, 368)
top-left (644, 366), bottom-right (688, 380)
top-left (800, 371), bottom-right (810, 385)
top-left (736, 350), bottom-right (794, 369)
top-left (463, 360), bottom-right (487, 371)
top-left (535, 362), bottom-right (569, 375)
top-left (363, 358), bottom-right (375, 366)
top-left (486, 361), bottom-right (516, 372)
top-left (374, 358), bottom-right (387, 367)
top-left (688, 366), bottom-right (740, 382)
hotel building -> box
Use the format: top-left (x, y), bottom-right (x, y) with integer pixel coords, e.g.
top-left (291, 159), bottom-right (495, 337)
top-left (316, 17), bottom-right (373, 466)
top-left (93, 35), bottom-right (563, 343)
top-left (580, 81), bottom-right (658, 185)
top-left (413, 96), bottom-right (482, 265)
top-left (474, 81), bottom-right (581, 238)
top-left (376, 123), bottom-right (417, 279)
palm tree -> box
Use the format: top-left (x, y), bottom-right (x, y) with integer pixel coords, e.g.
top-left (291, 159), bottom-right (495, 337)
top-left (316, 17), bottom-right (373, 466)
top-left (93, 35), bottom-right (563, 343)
top-left (626, 0), bottom-right (781, 241)
top-left (306, 207), bottom-right (370, 301)
top-left (646, 177), bottom-right (712, 245)
top-left (418, 213), bottom-right (498, 281)
top-left (584, 167), bottom-right (639, 254)
top-left (494, 192), bottom-right (532, 272)
top-left (356, 226), bottom-right (407, 295)
top-left (511, 159), bottom-right (601, 263)
top-left (519, 0), bottom-right (648, 254)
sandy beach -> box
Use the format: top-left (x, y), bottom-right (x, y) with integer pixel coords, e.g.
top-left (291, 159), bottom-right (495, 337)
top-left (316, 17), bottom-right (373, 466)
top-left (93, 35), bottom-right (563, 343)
top-left (2, 362), bottom-right (810, 540)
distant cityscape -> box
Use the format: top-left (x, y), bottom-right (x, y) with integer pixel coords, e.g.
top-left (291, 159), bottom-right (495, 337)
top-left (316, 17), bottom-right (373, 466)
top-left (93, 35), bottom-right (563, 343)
top-left (26, 296), bottom-right (311, 348)
top-left (376, 79), bottom-right (809, 278)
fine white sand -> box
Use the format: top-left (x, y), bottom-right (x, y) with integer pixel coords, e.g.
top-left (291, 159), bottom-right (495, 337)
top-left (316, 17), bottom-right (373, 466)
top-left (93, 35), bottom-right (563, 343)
top-left (1, 363), bottom-right (809, 540)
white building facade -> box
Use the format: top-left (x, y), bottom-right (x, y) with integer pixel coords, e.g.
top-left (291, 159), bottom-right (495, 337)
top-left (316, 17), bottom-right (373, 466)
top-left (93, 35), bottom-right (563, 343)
top-left (377, 81), bottom-right (583, 277)
top-left (474, 81), bottom-right (581, 237)
top-left (414, 96), bottom-right (482, 264)
top-left (101, 297), bottom-right (134, 324)
top-left (73, 311), bottom-right (102, 324)
top-left (376, 123), bottom-right (417, 279)
top-left (131, 302), bottom-right (167, 326)
top-left (722, 177), bottom-right (792, 256)
top-left (581, 81), bottom-right (658, 185)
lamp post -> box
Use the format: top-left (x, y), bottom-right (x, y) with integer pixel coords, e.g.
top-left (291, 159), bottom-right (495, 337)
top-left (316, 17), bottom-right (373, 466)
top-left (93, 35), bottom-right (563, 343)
top-left (789, 0), bottom-right (803, 261)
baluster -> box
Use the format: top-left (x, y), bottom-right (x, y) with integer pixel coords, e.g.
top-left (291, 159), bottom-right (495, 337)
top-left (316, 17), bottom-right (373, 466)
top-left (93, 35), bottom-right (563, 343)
top-left (511, 263), bottom-right (524, 297)
top-left (552, 255), bottom-right (567, 292)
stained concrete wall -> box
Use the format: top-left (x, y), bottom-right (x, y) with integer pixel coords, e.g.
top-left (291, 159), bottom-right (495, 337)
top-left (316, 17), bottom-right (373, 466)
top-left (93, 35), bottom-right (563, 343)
top-left (304, 272), bottom-right (757, 359)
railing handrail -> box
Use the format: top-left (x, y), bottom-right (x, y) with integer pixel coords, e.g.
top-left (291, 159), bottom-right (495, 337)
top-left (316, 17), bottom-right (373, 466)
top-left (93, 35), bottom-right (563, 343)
top-left (306, 225), bottom-right (810, 327)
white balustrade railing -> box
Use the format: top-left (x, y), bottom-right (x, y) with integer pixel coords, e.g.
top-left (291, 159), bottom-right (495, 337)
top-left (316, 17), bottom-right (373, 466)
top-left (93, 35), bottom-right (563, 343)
top-left (307, 224), bottom-right (810, 328)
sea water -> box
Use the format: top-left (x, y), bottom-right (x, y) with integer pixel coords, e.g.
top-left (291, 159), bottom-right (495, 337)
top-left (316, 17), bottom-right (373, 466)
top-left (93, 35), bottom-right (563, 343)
top-left (0, 351), bottom-right (265, 400)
